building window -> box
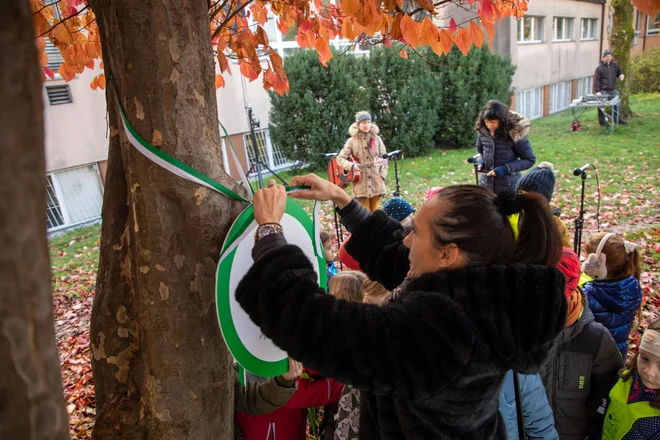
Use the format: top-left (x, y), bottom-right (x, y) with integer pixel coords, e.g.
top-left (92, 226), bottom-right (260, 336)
top-left (550, 81), bottom-right (572, 114)
top-left (580, 18), bottom-right (598, 40)
top-left (46, 175), bottom-right (65, 230)
top-left (634, 11), bottom-right (643, 45)
top-left (46, 164), bottom-right (104, 232)
top-left (648, 13), bottom-right (660, 36)
top-left (518, 16), bottom-right (544, 43)
top-left (515, 87), bottom-right (543, 120)
top-left (44, 38), bottom-right (64, 73)
top-left (46, 85), bottom-right (72, 105)
top-left (576, 76), bottom-right (594, 98)
top-left (553, 17), bottom-right (574, 41)
top-left (244, 129), bottom-right (294, 176)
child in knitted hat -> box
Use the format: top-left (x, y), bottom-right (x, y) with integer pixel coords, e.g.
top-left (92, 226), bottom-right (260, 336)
top-left (515, 162), bottom-right (572, 248)
top-left (382, 197), bottom-right (415, 231)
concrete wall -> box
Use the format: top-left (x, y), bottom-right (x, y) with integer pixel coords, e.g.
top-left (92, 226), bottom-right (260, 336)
top-left (43, 67), bottom-right (108, 173)
top-left (514, 0), bottom-right (605, 92)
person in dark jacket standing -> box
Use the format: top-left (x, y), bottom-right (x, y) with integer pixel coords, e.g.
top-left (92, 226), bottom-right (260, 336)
top-left (540, 248), bottom-right (622, 440)
top-left (474, 100), bottom-right (536, 195)
top-left (594, 49), bottom-right (626, 125)
top-left (236, 175), bottom-right (567, 440)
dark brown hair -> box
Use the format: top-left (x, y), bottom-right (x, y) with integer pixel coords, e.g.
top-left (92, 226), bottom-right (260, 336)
top-left (621, 319), bottom-right (660, 408)
top-left (430, 185), bottom-right (562, 266)
top-left (320, 231), bottom-right (331, 245)
top-left (329, 272), bottom-right (363, 303)
top-left (474, 100), bottom-right (520, 139)
top-left (584, 232), bottom-right (642, 281)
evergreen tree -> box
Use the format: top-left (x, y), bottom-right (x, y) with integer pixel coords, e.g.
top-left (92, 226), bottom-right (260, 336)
top-left (269, 50), bottom-right (369, 171)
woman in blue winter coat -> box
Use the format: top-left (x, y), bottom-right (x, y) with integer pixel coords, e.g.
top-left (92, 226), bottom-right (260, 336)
top-left (582, 232), bottom-right (643, 359)
top-left (474, 100), bottom-right (537, 195)
top-left (499, 371), bottom-right (559, 440)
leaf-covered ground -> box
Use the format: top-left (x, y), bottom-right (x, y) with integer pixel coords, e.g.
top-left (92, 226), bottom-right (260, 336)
top-left (51, 94), bottom-right (659, 438)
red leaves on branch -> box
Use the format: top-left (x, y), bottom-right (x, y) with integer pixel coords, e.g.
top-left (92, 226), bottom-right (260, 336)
top-left (31, 0), bottom-right (528, 95)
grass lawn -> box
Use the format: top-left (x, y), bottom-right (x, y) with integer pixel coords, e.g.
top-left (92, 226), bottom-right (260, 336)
top-left (50, 94), bottom-right (660, 285)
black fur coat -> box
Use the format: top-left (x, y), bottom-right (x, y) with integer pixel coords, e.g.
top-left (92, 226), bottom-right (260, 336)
top-left (236, 211), bottom-right (567, 439)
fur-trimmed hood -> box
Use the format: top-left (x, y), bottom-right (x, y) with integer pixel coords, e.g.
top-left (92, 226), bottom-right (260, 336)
top-left (477, 111), bottom-right (531, 142)
top-left (348, 122), bottom-right (380, 138)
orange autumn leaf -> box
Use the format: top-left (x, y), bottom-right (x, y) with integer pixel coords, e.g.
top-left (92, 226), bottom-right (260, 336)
top-left (239, 61), bottom-right (260, 82)
top-left (256, 26), bottom-right (269, 47)
top-left (269, 49), bottom-right (286, 80)
top-left (438, 29), bottom-right (455, 55)
top-left (468, 20), bottom-right (484, 49)
top-left (215, 74), bottom-right (226, 89)
top-left (420, 18), bottom-right (443, 56)
top-left (454, 27), bottom-right (471, 55)
top-left (315, 36), bottom-right (332, 66)
top-left (478, 0), bottom-right (494, 24)
top-left (390, 14), bottom-right (403, 40)
top-left (400, 14), bottom-right (421, 48)
top-left (399, 48), bottom-right (408, 59)
top-left (217, 51), bottom-right (230, 74)
top-left (482, 19), bottom-right (495, 48)
top-left (340, 0), bottom-right (360, 17)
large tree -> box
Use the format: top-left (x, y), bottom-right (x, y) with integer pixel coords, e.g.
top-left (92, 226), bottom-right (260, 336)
top-left (0, 0), bottom-right (69, 438)
top-left (611, 0), bottom-right (636, 119)
top-left (88, 0), bottom-right (247, 437)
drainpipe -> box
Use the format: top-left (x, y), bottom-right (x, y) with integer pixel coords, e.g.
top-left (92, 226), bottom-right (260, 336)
top-left (643, 14), bottom-right (648, 51)
top-left (599, 1), bottom-right (605, 60)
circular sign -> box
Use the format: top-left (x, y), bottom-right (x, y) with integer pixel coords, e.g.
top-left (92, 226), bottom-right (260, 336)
top-left (216, 199), bottom-right (327, 377)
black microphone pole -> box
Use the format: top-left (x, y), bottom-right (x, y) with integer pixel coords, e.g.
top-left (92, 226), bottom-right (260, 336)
top-left (573, 167), bottom-right (589, 254)
top-left (383, 151), bottom-right (403, 197)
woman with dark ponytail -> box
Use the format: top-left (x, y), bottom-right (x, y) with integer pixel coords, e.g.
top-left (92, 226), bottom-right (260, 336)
top-left (236, 176), bottom-right (567, 440)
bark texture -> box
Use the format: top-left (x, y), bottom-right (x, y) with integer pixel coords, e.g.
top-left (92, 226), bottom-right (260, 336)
top-left (0, 0), bottom-right (69, 438)
top-left (611, 0), bottom-right (635, 119)
top-left (89, 0), bottom-right (245, 437)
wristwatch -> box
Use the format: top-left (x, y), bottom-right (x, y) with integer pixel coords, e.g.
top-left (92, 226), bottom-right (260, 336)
top-left (254, 223), bottom-right (284, 243)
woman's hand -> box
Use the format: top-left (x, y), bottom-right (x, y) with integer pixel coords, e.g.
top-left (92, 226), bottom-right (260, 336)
top-left (281, 358), bottom-right (303, 381)
top-left (477, 164), bottom-right (483, 171)
top-left (289, 174), bottom-right (352, 209)
top-left (253, 179), bottom-right (287, 226)
top-left (486, 170), bottom-right (496, 177)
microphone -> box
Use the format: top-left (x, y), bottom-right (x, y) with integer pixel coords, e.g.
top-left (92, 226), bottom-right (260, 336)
top-left (382, 150), bottom-right (402, 159)
top-left (573, 164), bottom-right (592, 176)
top-left (320, 152), bottom-right (339, 158)
top-left (467, 154), bottom-right (481, 164)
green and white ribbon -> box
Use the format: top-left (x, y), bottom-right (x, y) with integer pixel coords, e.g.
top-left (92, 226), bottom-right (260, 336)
top-left (117, 102), bottom-right (252, 203)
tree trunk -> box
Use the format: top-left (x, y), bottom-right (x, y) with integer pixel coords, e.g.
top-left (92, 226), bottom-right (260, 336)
top-left (611, 0), bottom-right (635, 119)
top-left (0, 0), bottom-right (70, 438)
top-left (89, 1), bottom-right (246, 438)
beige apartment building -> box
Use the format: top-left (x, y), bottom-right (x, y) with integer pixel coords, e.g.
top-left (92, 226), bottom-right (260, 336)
top-left (42, 2), bottom-right (658, 232)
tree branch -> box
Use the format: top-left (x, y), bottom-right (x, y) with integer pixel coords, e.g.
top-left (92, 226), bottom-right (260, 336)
top-left (36, 5), bottom-right (89, 39)
top-left (211, 0), bottom-right (255, 40)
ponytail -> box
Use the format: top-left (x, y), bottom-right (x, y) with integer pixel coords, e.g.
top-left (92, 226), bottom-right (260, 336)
top-left (431, 185), bottom-right (561, 266)
top-left (509, 191), bottom-right (562, 266)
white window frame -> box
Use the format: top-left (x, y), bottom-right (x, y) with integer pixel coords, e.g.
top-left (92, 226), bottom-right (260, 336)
top-left (553, 17), bottom-right (574, 42)
top-left (580, 18), bottom-right (598, 41)
top-left (576, 76), bottom-right (593, 98)
top-left (243, 129), bottom-right (294, 176)
top-left (549, 81), bottom-right (572, 114)
top-left (515, 87), bottom-right (544, 120)
top-left (518, 16), bottom-right (545, 44)
top-left (634, 11), bottom-right (643, 45)
top-left (647, 13), bottom-right (660, 36)
top-left (46, 164), bottom-right (104, 232)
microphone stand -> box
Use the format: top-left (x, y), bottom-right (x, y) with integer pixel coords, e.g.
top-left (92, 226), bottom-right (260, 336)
top-left (390, 154), bottom-right (402, 197)
top-left (573, 170), bottom-right (588, 254)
